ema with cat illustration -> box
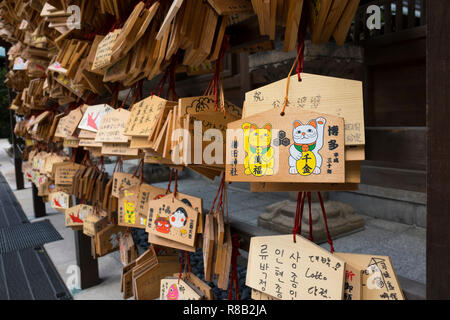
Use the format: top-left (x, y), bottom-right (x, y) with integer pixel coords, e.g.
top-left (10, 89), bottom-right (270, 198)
top-left (289, 117), bottom-right (326, 176)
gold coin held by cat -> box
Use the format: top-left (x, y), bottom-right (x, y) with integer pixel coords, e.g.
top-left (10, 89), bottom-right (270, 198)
top-left (297, 151), bottom-right (316, 176)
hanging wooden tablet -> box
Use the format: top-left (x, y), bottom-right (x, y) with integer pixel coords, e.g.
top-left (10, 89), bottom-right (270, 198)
top-left (133, 256), bottom-right (179, 300)
top-left (246, 234), bottom-right (345, 300)
top-left (49, 191), bottom-right (71, 212)
top-left (208, 0), bottom-right (253, 15)
top-left (121, 260), bottom-right (137, 299)
top-left (83, 210), bottom-right (109, 237)
top-left (55, 162), bottom-right (84, 185)
top-left (179, 95), bottom-right (242, 118)
top-left (283, 0), bottom-right (303, 51)
top-left (156, 0), bottom-right (183, 41)
top-left (65, 204), bottom-right (93, 228)
top-left (136, 184), bottom-right (166, 224)
top-left (118, 183), bottom-right (141, 228)
top-left (217, 223), bottom-right (232, 290)
top-left (125, 95), bottom-right (170, 137)
top-left (334, 252), bottom-right (404, 300)
top-left (203, 213), bottom-right (215, 282)
top-left (147, 196), bottom-right (198, 247)
top-left (91, 28), bottom-right (122, 72)
top-left (244, 73), bottom-right (365, 147)
top-left (174, 272), bottom-right (215, 300)
top-left (95, 108), bottom-right (131, 143)
top-left (120, 232), bottom-right (138, 266)
top-left (111, 2), bottom-right (159, 62)
top-left (96, 224), bottom-right (128, 257)
top-left (111, 172), bottom-right (141, 198)
top-left (309, 0), bottom-right (333, 44)
top-left (101, 142), bottom-right (140, 157)
top-left (160, 277), bottom-right (204, 300)
top-left (251, 289), bottom-right (279, 300)
top-left (333, 0), bottom-right (360, 45)
top-left (319, 0), bottom-right (349, 43)
top-left (102, 178), bottom-right (113, 210)
top-left (78, 104), bottom-right (114, 132)
top-left (340, 259), bottom-right (363, 300)
top-left (54, 107), bottom-right (83, 138)
top-left (147, 233), bottom-right (196, 252)
top-left (226, 108), bottom-right (345, 183)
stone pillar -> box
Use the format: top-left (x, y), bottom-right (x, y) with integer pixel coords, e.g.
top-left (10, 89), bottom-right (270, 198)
top-left (258, 192), bottom-right (365, 244)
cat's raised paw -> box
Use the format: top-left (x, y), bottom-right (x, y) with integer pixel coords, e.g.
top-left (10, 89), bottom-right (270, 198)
top-left (313, 167), bottom-right (321, 174)
top-left (317, 117), bottom-right (326, 125)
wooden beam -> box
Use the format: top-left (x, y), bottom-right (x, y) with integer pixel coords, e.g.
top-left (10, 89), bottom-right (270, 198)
top-left (360, 165), bottom-right (425, 193)
top-left (365, 127), bottom-right (426, 171)
top-left (426, 0), bottom-right (450, 299)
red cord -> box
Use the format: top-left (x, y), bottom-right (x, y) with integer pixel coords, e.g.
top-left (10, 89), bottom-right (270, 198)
top-left (165, 168), bottom-right (174, 194)
top-left (227, 234), bottom-right (241, 300)
top-left (293, 192), bottom-right (306, 243)
top-left (307, 192), bottom-right (313, 241)
top-left (318, 192), bottom-right (334, 253)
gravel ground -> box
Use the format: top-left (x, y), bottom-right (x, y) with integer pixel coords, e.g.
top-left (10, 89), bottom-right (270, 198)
top-left (132, 228), bottom-right (252, 300)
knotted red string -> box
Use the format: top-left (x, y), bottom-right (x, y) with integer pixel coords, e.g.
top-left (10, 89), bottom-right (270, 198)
top-left (318, 192), bottom-right (334, 253)
top-left (173, 169), bottom-right (179, 198)
top-left (165, 168), bottom-right (175, 194)
top-left (227, 234), bottom-right (241, 300)
top-left (292, 191), bottom-right (335, 252)
top-left (208, 173), bottom-right (225, 214)
top-left (307, 192), bottom-right (313, 241)
top-left (151, 53), bottom-right (178, 99)
top-left (178, 250), bottom-right (184, 283)
top-left (292, 192), bottom-right (305, 243)
top-left (204, 35), bottom-right (229, 111)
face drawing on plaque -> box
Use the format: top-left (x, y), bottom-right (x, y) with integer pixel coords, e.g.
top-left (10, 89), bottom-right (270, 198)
top-left (155, 216), bottom-right (171, 234)
top-left (242, 123), bottom-right (274, 177)
top-left (169, 207), bottom-right (188, 229)
top-left (289, 117), bottom-right (326, 176)
top-left (167, 284), bottom-right (179, 300)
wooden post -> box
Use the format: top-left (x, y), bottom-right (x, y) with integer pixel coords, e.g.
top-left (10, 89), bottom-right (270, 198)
top-left (9, 109), bottom-right (24, 191)
top-left (74, 229), bottom-right (100, 289)
top-left (32, 183), bottom-right (46, 218)
top-left (72, 148), bottom-right (100, 289)
top-left (426, 0), bottom-right (450, 299)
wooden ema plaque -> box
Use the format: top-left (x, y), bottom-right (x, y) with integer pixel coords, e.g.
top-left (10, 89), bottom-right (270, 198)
top-left (334, 252), bottom-right (404, 300)
top-left (111, 172), bottom-right (140, 198)
top-left (49, 191), bottom-right (70, 212)
top-left (124, 95), bottom-right (168, 137)
top-left (65, 204), bottom-right (93, 227)
top-left (95, 108), bottom-right (131, 143)
top-left (147, 195), bottom-right (198, 247)
top-left (246, 235), bottom-right (345, 300)
top-left (136, 184), bottom-right (166, 222)
top-left (78, 104), bottom-right (114, 132)
top-left (95, 224), bottom-right (128, 257)
top-left (226, 109), bottom-right (345, 183)
top-left (54, 107), bottom-right (83, 138)
top-left (55, 162), bottom-right (83, 185)
top-left (244, 73), bottom-right (365, 146)
top-left (118, 183), bottom-right (141, 228)
top-left (173, 272), bottom-right (215, 300)
top-left (160, 277), bottom-right (203, 300)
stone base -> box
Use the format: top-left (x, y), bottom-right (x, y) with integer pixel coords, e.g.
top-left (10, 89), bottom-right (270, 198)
top-left (258, 197), bottom-right (365, 244)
